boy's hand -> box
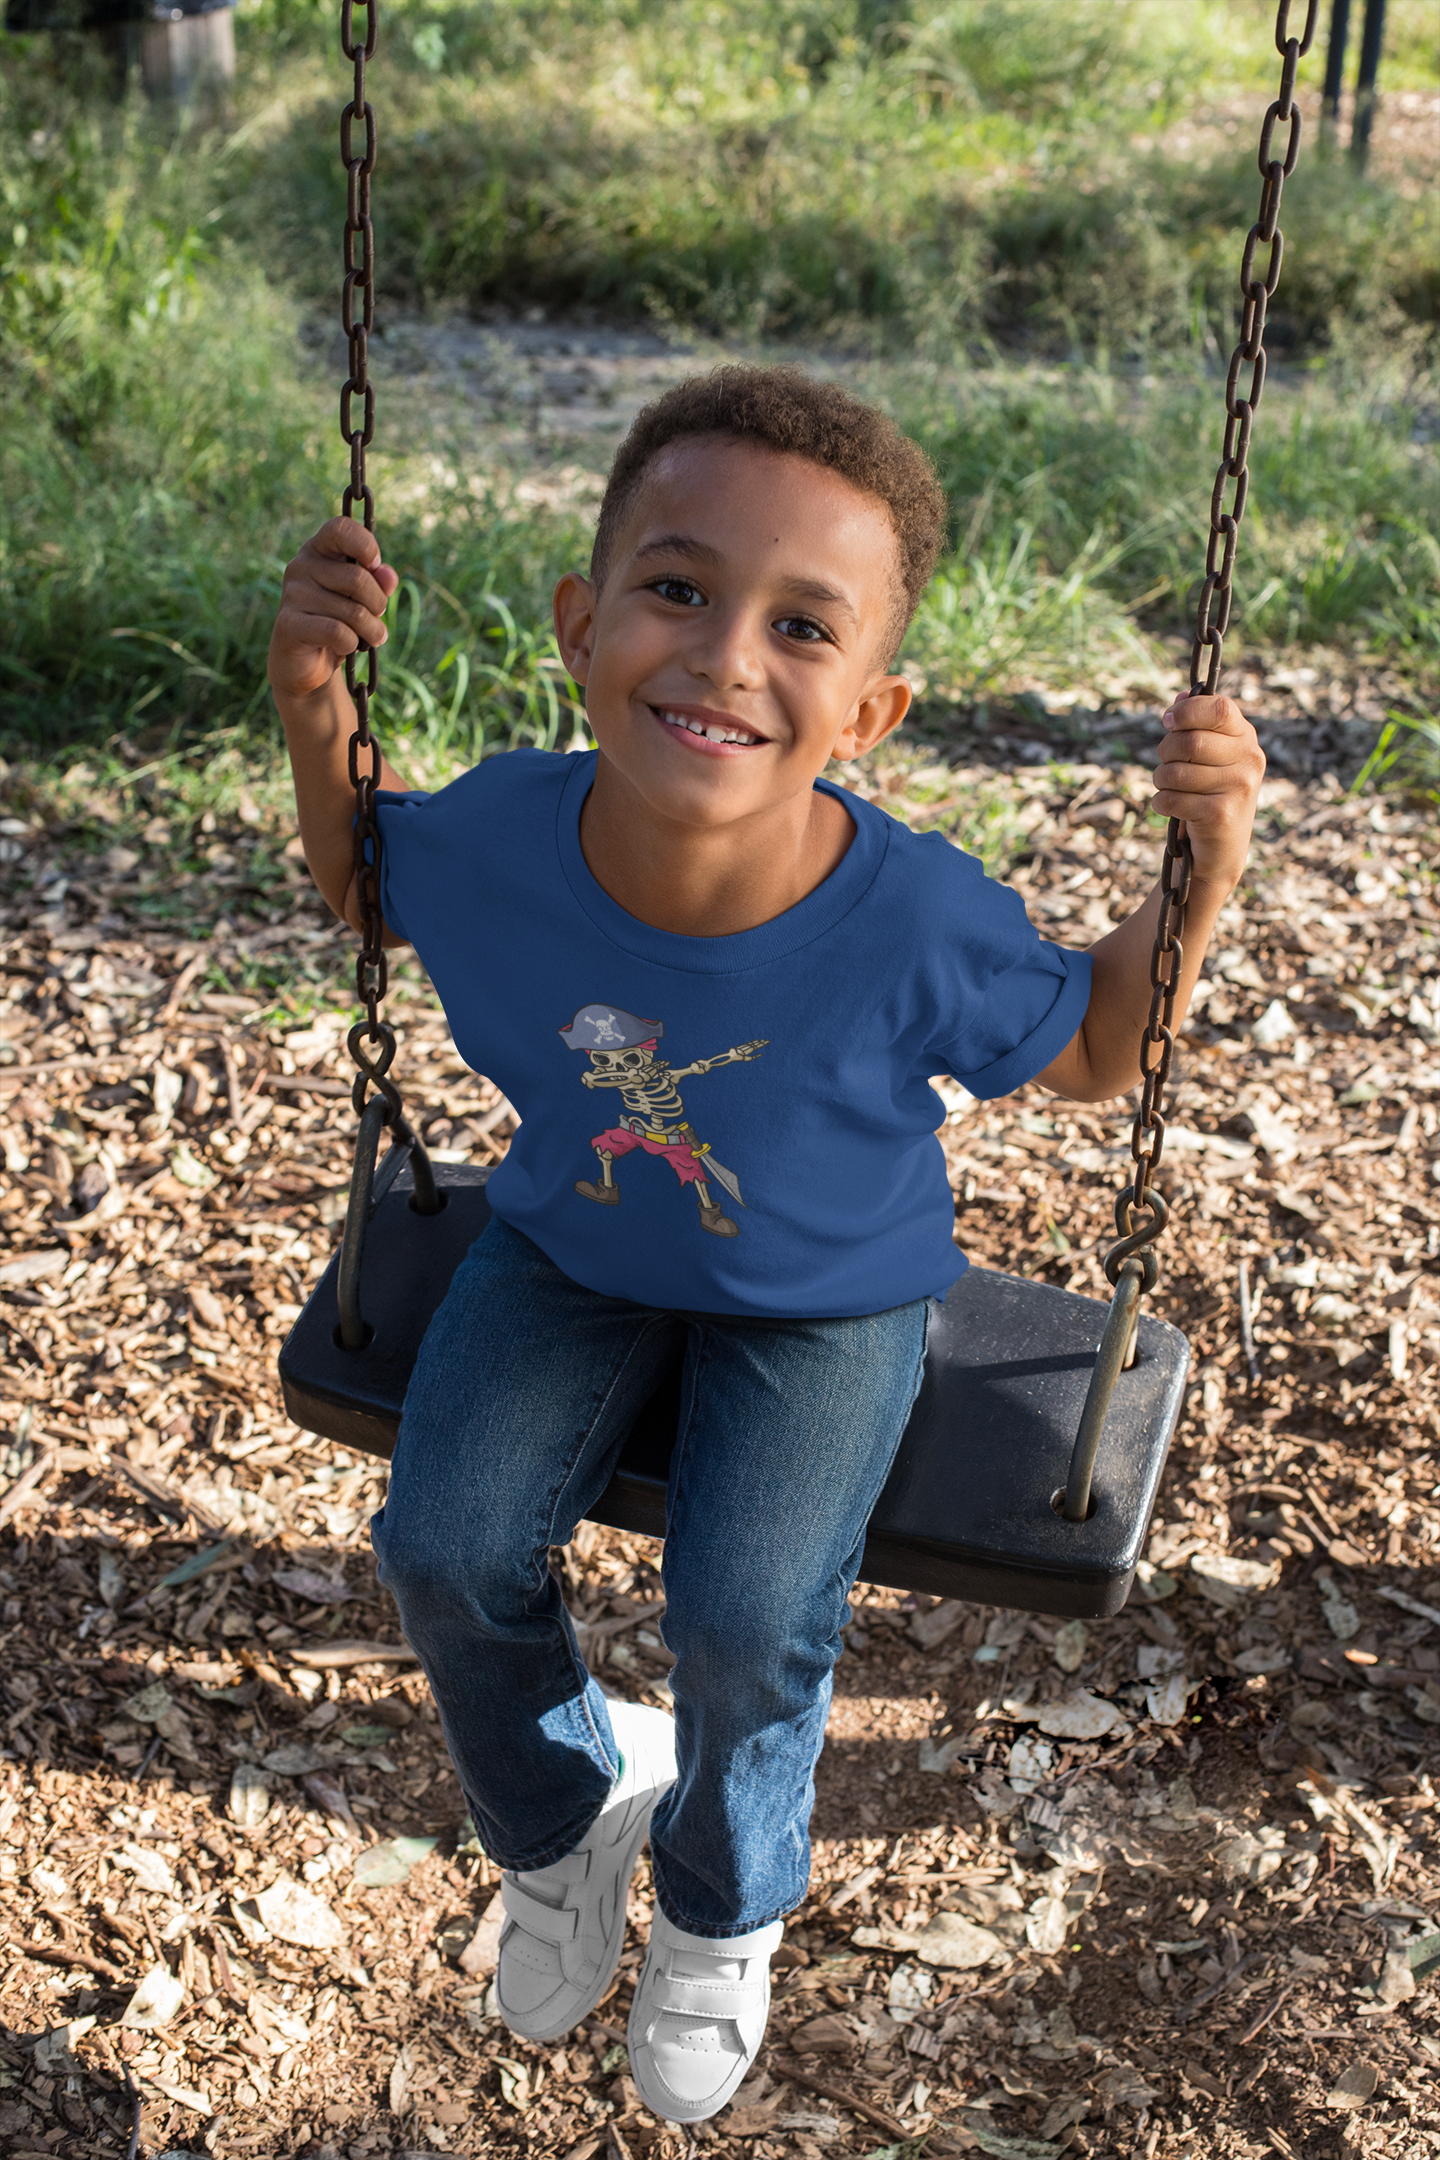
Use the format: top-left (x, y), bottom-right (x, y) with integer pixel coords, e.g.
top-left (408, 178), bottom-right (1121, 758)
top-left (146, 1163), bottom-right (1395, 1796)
top-left (268, 517), bottom-right (399, 703)
top-left (1040, 691), bottom-right (1264, 1102)
top-left (1151, 693), bottom-right (1265, 891)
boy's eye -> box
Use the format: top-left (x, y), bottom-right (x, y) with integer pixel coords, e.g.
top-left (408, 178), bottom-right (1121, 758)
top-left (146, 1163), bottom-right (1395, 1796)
top-left (648, 576), bottom-right (705, 607)
top-left (774, 614), bottom-right (831, 644)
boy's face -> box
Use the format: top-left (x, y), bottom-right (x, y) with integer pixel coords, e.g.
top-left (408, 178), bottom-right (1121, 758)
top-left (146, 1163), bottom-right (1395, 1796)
top-left (553, 436), bottom-right (913, 832)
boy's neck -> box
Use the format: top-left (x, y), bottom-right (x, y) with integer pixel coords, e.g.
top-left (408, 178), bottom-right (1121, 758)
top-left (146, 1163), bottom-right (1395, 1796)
top-left (578, 750), bottom-right (857, 938)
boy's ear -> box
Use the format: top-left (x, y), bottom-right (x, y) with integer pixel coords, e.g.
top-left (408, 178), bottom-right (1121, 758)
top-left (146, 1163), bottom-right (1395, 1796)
top-left (830, 673), bottom-right (912, 763)
top-left (554, 572), bottom-right (597, 685)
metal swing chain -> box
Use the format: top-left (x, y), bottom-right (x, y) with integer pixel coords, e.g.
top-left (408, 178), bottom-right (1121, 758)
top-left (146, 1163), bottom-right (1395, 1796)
top-left (339, 0), bottom-right (399, 1124)
top-left (1067, 0), bottom-right (1317, 1520)
top-left (335, 0), bottom-right (440, 1349)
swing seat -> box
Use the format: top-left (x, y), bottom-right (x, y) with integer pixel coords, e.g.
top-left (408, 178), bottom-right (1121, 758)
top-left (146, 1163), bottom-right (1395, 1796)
top-left (279, 1163), bottom-right (1188, 1618)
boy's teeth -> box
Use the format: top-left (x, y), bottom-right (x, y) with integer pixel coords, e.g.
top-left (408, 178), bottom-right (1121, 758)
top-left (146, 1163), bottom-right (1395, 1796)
top-left (660, 708), bottom-right (757, 746)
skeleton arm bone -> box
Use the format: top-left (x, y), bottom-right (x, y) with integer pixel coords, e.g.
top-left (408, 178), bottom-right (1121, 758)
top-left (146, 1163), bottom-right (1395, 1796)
top-left (669, 1038), bottom-right (769, 1080)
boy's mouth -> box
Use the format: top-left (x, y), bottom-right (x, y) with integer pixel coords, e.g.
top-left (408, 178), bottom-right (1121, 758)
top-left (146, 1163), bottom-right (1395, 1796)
top-left (651, 705), bottom-right (766, 751)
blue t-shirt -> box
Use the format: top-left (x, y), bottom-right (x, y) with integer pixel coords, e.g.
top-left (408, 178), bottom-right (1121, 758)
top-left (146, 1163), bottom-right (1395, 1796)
top-left (375, 749), bottom-right (1089, 1319)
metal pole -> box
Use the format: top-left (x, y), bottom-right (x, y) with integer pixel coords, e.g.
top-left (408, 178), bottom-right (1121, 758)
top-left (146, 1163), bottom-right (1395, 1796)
top-left (1321, 0), bottom-right (1351, 134)
top-left (1351, 0), bottom-right (1387, 167)
top-left (1064, 1264), bottom-right (1142, 1524)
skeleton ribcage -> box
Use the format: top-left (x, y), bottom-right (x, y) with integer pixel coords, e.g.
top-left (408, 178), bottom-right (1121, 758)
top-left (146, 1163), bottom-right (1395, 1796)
top-left (618, 1080), bottom-right (686, 1128)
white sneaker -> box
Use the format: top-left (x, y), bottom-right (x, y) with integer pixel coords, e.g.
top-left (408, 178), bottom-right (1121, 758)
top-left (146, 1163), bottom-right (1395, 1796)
top-left (495, 1698), bottom-right (676, 2042)
top-left (627, 1908), bottom-right (785, 2122)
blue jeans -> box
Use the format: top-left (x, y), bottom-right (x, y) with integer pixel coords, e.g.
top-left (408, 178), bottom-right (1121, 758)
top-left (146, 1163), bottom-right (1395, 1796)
top-left (371, 1216), bottom-right (929, 1938)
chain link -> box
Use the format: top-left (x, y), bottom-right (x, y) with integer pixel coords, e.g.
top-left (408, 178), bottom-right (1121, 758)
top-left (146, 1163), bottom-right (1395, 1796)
top-left (1104, 0), bottom-right (1314, 1293)
top-left (339, 0), bottom-right (402, 1126)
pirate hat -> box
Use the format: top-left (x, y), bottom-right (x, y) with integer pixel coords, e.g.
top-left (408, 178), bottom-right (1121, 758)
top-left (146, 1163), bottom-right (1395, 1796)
top-left (559, 1003), bottom-right (665, 1052)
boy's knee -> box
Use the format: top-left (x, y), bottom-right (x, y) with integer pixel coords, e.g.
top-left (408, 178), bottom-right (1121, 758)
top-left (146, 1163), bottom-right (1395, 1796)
top-left (372, 1496), bottom-right (517, 1618)
top-left (665, 1565), bottom-right (842, 1682)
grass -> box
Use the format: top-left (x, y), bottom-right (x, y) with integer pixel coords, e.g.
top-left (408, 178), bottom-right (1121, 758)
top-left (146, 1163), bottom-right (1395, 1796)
top-left (1351, 709), bottom-right (1440, 806)
top-left (0, 0), bottom-right (1437, 778)
top-left (901, 349), bottom-right (1440, 693)
top-left (225, 0), bottom-right (1439, 350)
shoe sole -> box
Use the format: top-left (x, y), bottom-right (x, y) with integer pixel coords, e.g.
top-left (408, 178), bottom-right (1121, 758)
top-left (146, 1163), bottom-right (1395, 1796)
top-left (498, 1722), bottom-right (675, 2044)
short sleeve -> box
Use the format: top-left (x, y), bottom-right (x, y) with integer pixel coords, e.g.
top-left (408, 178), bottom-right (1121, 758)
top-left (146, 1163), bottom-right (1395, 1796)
top-left (371, 789), bottom-right (432, 947)
top-left (938, 941), bottom-right (1091, 1098)
top-left (923, 862), bottom-right (1093, 1100)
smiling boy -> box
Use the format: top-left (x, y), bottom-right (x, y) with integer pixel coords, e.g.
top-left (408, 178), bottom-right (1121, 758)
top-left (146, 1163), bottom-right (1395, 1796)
top-left (270, 366), bottom-right (1263, 2123)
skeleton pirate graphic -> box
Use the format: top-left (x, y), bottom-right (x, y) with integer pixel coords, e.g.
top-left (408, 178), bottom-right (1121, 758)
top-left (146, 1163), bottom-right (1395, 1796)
top-left (560, 1004), bottom-right (767, 1239)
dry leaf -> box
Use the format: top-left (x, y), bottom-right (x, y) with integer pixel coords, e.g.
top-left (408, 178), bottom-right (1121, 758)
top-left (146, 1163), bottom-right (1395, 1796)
top-left (1009, 1733), bottom-right (1056, 1789)
top-left (272, 1566), bottom-right (355, 1604)
top-left (458, 1894), bottom-right (505, 1977)
top-left (1025, 1893), bottom-right (1071, 1955)
top-left (118, 1681), bottom-right (175, 1725)
top-left (301, 1770), bottom-right (359, 1832)
top-left (287, 1639), bottom-right (417, 1669)
top-left (1144, 1672), bottom-right (1192, 1725)
top-left (113, 1842), bottom-right (176, 1896)
top-left (252, 1875), bottom-right (346, 1950)
top-left (1215, 1827), bottom-right (1288, 1884)
top-left (909, 1598), bottom-right (967, 1649)
top-left (496, 2055), bottom-right (533, 2109)
top-left (790, 2013), bottom-right (856, 2052)
top-left (1189, 1551), bottom-right (1281, 1608)
top-left (229, 1762), bottom-right (271, 1829)
top-left (141, 2072), bottom-right (214, 2115)
top-left (389, 2040), bottom-right (415, 2115)
top-left (121, 1963), bottom-right (186, 2030)
top-left (1315, 1568), bottom-right (1361, 1641)
top-left (1326, 2062), bottom-right (1380, 2111)
top-left (32, 2017), bottom-right (95, 2074)
top-left (917, 1732), bottom-right (969, 1774)
top-left (854, 1910), bottom-right (1007, 1970)
top-left (1035, 1692), bottom-right (1129, 1740)
top-left (353, 1836), bottom-right (438, 1888)
top-left (261, 1742), bottom-right (336, 1777)
top-left (97, 1549), bottom-right (126, 1608)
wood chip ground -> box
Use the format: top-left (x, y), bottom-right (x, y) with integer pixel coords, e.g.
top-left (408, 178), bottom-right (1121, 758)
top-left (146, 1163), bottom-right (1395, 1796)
top-left (0, 727), bottom-right (1437, 2160)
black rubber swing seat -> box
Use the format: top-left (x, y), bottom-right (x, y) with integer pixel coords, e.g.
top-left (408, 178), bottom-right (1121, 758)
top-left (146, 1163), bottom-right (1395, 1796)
top-left (280, 1162), bottom-right (1189, 1619)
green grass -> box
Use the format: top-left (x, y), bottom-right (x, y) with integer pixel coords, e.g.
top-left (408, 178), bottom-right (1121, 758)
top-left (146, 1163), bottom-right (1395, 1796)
top-left (1, 0), bottom-right (1437, 774)
top-left (224, 0), bottom-right (1439, 350)
top-left (901, 353), bottom-right (1440, 692)
top-left (1351, 709), bottom-right (1440, 805)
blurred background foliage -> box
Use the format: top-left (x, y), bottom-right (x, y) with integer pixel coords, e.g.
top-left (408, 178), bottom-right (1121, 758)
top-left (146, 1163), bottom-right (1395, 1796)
top-left (0, 0), bottom-right (1436, 772)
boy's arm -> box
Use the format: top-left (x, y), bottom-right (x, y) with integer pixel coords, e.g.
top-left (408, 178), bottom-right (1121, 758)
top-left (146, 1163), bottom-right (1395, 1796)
top-left (1036, 693), bottom-right (1265, 1104)
top-left (268, 516), bottom-right (410, 937)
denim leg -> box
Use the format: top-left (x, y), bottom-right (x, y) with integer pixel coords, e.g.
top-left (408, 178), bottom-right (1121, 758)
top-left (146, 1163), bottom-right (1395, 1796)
top-left (371, 1216), bottom-right (680, 1872)
top-left (649, 1298), bottom-right (931, 1937)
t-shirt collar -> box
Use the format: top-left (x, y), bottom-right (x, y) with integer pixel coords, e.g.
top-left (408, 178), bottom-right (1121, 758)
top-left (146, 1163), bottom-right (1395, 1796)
top-left (555, 749), bottom-right (890, 975)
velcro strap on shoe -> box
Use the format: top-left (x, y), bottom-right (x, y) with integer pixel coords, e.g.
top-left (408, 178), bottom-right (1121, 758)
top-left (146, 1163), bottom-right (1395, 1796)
top-left (501, 1880), bottom-right (580, 1944)
top-left (650, 1976), bottom-right (756, 2020)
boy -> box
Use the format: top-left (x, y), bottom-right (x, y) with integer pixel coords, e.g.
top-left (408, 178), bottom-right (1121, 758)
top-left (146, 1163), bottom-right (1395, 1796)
top-left (270, 367), bottom-right (1263, 2123)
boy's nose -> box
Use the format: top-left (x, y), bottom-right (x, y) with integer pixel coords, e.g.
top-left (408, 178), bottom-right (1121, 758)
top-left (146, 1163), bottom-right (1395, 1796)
top-left (683, 607), bottom-right (766, 693)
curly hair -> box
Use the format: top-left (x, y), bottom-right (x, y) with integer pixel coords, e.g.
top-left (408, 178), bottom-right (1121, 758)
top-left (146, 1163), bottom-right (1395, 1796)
top-left (590, 365), bottom-right (947, 662)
